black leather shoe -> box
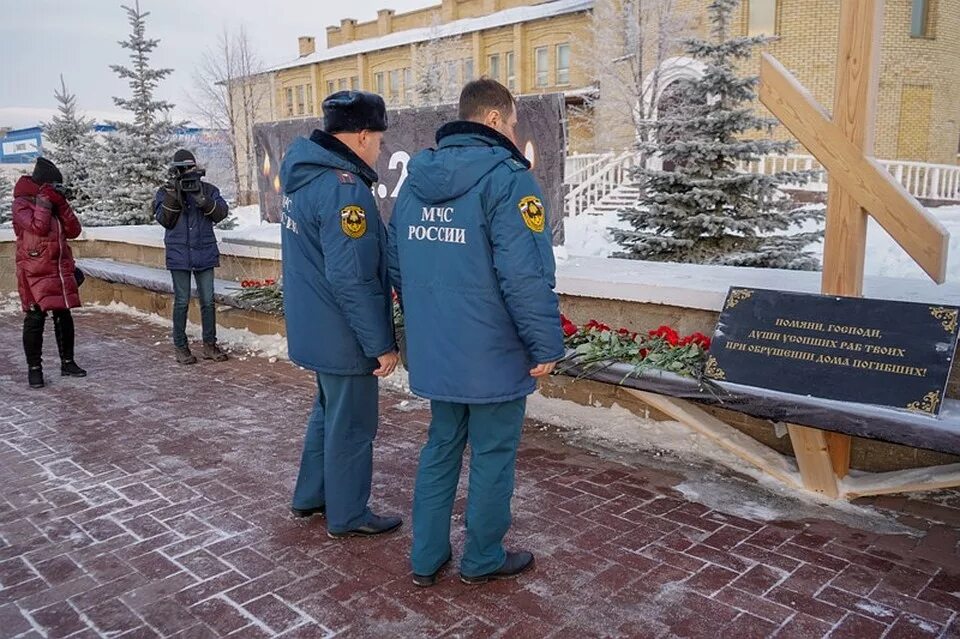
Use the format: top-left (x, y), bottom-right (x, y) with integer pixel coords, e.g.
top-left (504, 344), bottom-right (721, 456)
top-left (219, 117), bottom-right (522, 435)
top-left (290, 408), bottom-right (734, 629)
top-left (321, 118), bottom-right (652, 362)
top-left (412, 555), bottom-right (451, 588)
top-left (460, 551), bottom-right (534, 585)
top-left (327, 514), bottom-right (402, 539)
top-left (290, 505), bottom-right (325, 518)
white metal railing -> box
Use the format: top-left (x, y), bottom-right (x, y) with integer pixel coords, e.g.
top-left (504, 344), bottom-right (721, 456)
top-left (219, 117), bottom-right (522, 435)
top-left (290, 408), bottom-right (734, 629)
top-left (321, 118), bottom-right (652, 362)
top-left (565, 152), bottom-right (615, 186)
top-left (564, 151), bottom-right (637, 217)
top-left (735, 154), bottom-right (960, 202)
top-left (563, 152), bottom-right (960, 217)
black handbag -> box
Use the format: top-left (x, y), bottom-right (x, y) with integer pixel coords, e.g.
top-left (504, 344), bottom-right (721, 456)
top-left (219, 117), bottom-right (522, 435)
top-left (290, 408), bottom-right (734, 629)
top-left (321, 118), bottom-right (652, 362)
top-left (75, 267), bottom-right (85, 287)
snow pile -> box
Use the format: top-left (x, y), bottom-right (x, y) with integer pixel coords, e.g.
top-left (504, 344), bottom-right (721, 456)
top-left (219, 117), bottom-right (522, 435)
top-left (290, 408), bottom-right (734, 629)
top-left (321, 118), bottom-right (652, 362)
top-left (563, 204), bottom-right (960, 282)
top-left (218, 205), bottom-right (280, 245)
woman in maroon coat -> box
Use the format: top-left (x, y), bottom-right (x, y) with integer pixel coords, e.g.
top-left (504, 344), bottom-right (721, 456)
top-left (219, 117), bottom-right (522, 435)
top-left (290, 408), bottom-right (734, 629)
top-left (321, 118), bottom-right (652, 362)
top-left (13, 157), bottom-right (87, 388)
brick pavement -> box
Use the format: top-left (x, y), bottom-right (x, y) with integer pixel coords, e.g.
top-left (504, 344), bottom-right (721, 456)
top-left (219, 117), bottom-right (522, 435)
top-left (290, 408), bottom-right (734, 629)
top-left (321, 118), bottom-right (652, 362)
top-left (0, 305), bottom-right (959, 638)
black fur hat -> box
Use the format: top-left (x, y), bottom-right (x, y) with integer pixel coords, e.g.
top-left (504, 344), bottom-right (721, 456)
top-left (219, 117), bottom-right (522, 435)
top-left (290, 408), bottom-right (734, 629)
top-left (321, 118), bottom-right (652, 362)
top-left (322, 91), bottom-right (388, 134)
top-left (32, 157), bottom-right (63, 185)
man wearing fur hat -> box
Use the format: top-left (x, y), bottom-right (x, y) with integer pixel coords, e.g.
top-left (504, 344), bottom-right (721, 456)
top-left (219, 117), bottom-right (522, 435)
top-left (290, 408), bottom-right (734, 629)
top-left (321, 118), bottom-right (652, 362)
top-left (153, 149), bottom-right (230, 364)
top-left (279, 91), bottom-right (402, 538)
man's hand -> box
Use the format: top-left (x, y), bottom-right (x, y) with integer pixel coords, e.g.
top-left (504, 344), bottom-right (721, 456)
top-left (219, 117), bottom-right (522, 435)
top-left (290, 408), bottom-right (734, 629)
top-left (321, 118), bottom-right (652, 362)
top-left (194, 185), bottom-right (213, 213)
top-left (373, 351), bottom-right (400, 377)
top-left (529, 361), bottom-right (558, 378)
top-left (162, 179), bottom-right (182, 210)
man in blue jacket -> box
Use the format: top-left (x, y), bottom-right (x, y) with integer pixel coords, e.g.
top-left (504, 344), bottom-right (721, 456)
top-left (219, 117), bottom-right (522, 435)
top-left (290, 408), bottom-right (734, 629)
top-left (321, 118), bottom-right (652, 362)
top-left (388, 79), bottom-right (564, 586)
top-left (154, 149), bottom-right (230, 364)
top-left (279, 91), bottom-right (402, 539)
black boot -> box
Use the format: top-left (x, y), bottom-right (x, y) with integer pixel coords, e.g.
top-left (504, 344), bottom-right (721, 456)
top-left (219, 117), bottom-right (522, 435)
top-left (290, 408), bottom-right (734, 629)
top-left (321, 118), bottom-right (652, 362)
top-left (460, 551), bottom-right (535, 585)
top-left (28, 367), bottom-right (44, 389)
top-left (53, 311), bottom-right (85, 376)
top-left (23, 308), bottom-right (45, 387)
top-left (61, 361), bottom-right (87, 377)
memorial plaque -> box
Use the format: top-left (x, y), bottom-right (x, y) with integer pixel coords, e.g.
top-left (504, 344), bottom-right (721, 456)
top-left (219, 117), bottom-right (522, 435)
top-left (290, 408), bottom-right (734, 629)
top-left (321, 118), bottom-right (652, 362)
top-left (705, 288), bottom-right (960, 415)
top-left (253, 94), bottom-right (567, 243)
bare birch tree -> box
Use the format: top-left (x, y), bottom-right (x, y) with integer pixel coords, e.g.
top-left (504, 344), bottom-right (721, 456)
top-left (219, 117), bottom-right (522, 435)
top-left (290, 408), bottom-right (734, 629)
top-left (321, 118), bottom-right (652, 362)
top-left (190, 25), bottom-right (267, 204)
top-left (576, 0), bottom-right (693, 152)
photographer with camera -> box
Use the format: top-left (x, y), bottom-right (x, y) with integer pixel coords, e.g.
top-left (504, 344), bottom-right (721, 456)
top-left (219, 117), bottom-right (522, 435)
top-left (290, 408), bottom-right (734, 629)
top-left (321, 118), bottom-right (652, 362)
top-left (153, 149), bottom-right (230, 364)
top-left (12, 157), bottom-right (86, 389)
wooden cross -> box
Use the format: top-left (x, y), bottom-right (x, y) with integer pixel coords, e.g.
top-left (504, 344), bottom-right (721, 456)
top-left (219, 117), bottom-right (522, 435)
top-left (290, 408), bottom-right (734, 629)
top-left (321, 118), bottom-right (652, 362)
top-left (758, 0), bottom-right (950, 497)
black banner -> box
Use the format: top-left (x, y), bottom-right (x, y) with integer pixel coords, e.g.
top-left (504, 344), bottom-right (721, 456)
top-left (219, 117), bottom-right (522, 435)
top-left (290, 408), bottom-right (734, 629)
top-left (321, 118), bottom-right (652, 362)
top-left (704, 288), bottom-right (960, 415)
top-left (253, 94), bottom-right (567, 243)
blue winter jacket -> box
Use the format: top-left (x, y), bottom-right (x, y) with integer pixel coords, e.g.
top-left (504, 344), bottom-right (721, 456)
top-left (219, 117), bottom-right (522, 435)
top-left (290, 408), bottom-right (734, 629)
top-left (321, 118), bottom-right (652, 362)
top-left (388, 121), bottom-right (565, 404)
top-left (279, 130), bottom-right (395, 376)
top-left (153, 182), bottom-right (229, 271)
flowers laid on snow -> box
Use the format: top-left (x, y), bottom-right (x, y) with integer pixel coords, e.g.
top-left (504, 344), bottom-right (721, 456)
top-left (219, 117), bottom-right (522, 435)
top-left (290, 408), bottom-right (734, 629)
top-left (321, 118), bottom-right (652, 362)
top-left (240, 278), bottom-right (276, 289)
top-left (559, 313), bottom-right (712, 379)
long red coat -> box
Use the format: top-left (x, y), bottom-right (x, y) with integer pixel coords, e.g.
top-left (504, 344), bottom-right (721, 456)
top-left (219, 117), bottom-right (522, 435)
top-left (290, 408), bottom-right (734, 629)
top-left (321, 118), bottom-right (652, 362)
top-left (13, 176), bottom-right (83, 312)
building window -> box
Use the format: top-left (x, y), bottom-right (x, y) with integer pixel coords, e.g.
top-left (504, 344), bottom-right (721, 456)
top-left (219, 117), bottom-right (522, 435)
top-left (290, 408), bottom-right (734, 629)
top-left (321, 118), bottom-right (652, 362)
top-left (338, 78), bottom-right (348, 91)
top-left (326, 80), bottom-right (335, 96)
top-left (403, 67), bottom-right (413, 104)
top-left (295, 85), bottom-right (306, 115)
top-left (488, 54), bottom-right (500, 81)
top-left (285, 88), bottom-right (294, 117)
top-left (747, 0), bottom-right (777, 36)
top-left (556, 44), bottom-right (571, 86)
top-left (351, 76), bottom-right (359, 90)
top-left (911, 0), bottom-right (932, 37)
top-left (506, 51), bottom-right (516, 91)
top-left (375, 72), bottom-right (385, 95)
top-left (535, 47), bottom-right (548, 87)
top-left (389, 69), bottom-right (400, 100)
top-left (463, 58), bottom-right (474, 82)
top-left (306, 84), bottom-right (314, 114)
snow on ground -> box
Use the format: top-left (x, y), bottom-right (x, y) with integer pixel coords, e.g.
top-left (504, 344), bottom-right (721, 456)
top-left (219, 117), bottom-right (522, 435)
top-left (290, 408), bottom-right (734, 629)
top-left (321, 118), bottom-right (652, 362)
top-left (218, 204), bottom-right (280, 244)
top-left (563, 204), bottom-right (960, 283)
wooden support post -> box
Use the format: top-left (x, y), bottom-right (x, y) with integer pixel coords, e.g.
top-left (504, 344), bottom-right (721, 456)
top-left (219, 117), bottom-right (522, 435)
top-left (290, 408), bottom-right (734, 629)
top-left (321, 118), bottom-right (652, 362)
top-left (786, 424), bottom-right (840, 498)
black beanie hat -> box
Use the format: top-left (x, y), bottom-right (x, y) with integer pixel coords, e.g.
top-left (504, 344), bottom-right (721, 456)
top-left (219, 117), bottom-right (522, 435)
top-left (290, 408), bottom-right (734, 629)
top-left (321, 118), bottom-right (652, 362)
top-left (172, 149), bottom-right (197, 166)
top-left (323, 91), bottom-right (388, 134)
top-left (32, 157), bottom-right (63, 185)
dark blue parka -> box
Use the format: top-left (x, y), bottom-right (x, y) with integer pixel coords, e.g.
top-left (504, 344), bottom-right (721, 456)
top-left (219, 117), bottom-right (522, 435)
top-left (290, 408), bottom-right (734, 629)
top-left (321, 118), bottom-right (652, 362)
top-left (153, 182), bottom-right (229, 271)
top-left (279, 130), bottom-right (395, 376)
top-left (388, 122), bottom-right (564, 404)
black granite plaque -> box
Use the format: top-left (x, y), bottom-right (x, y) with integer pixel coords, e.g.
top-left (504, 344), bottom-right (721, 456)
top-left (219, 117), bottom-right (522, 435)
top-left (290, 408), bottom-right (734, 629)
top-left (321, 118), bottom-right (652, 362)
top-left (705, 288), bottom-right (960, 415)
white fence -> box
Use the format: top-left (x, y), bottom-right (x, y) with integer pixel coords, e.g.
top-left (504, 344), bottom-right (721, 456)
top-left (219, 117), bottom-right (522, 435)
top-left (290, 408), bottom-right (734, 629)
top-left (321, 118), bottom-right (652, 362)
top-left (564, 152), bottom-right (637, 218)
top-left (736, 154), bottom-right (960, 202)
top-left (563, 152), bottom-right (960, 217)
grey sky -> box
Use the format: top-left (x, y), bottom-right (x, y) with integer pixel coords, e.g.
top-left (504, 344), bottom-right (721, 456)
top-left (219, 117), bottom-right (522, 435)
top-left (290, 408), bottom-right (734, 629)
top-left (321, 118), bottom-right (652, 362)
top-left (0, 0), bottom-right (436, 128)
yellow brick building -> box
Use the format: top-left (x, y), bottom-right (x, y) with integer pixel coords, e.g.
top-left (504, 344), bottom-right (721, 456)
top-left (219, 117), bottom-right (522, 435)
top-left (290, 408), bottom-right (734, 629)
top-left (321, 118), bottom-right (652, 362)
top-left (245, 0), bottom-right (960, 188)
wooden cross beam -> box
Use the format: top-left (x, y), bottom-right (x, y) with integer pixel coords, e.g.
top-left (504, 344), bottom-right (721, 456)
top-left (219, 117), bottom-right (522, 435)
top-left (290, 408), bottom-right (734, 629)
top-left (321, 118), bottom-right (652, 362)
top-left (757, 0), bottom-right (950, 494)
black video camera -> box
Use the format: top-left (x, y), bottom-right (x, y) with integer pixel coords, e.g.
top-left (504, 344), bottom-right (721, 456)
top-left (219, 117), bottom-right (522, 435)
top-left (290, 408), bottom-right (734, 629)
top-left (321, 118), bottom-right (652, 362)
top-left (168, 161), bottom-right (206, 194)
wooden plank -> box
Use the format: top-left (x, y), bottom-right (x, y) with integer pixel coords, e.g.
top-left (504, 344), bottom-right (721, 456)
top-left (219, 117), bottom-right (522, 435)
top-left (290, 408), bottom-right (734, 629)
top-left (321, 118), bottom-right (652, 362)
top-left (786, 424), bottom-right (840, 498)
top-left (759, 52), bottom-right (949, 284)
top-left (623, 389), bottom-right (803, 490)
top-left (842, 463), bottom-right (960, 498)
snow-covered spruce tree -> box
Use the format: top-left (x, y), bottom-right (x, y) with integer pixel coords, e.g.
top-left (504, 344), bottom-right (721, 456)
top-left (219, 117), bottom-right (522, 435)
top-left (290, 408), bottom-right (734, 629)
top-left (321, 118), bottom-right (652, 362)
top-left (87, 1), bottom-right (177, 226)
top-left (43, 76), bottom-right (100, 216)
top-left (0, 173), bottom-right (13, 225)
top-left (612, 0), bottom-right (823, 269)
top-left (412, 18), bottom-right (463, 107)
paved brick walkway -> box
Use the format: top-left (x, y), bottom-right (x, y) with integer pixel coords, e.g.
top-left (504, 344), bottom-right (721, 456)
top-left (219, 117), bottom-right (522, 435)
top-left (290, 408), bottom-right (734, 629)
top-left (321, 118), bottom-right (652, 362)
top-left (1, 305), bottom-right (959, 638)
